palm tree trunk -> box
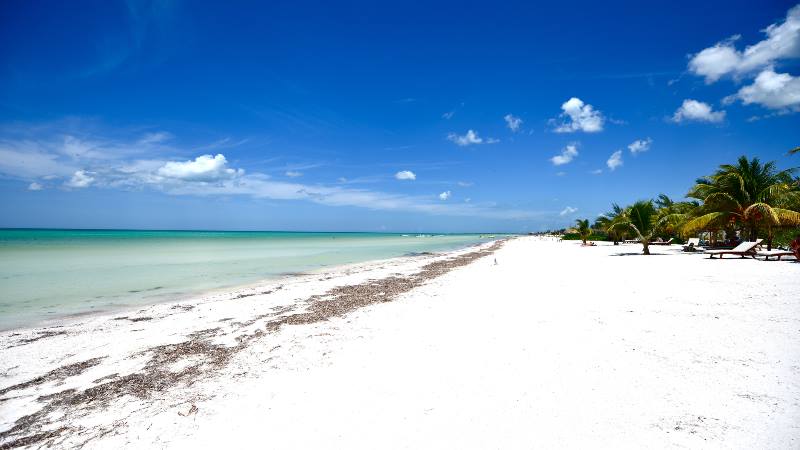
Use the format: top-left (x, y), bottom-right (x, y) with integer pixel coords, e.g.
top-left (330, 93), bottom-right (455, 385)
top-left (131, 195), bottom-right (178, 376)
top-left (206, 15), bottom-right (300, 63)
top-left (642, 242), bottom-right (650, 255)
top-left (767, 227), bottom-right (773, 251)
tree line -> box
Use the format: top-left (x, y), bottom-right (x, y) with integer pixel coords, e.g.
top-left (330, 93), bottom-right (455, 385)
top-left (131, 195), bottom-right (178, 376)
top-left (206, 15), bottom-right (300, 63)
top-left (571, 155), bottom-right (800, 255)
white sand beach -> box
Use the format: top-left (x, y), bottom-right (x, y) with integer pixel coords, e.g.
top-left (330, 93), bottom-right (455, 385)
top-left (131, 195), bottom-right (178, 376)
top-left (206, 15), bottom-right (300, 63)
top-left (1, 237), bottom-right (799, 449)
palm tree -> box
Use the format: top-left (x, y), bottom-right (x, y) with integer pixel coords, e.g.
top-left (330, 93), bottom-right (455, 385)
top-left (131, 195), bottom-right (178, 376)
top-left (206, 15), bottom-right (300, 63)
top-left (683, 156), bottom-right (800, 248)
top-left (595, 203), bottom-right (627, 245)
top-left (789, 146), bottom-right (799, 155)
top-left (654, 193), bottom-right (674, 209)
top-left (575, 219), bottom-right (591, 245)
top-left (653, 194), bottom-right (700, 239)
top-left (608, 200), bottom-right (660, 255)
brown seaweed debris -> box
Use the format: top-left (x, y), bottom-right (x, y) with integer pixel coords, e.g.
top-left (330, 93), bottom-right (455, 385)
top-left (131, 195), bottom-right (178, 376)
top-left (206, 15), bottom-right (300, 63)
top-left (0, 338), bottom-right (247, 448)
top-left (0, 427), bottom-right (67, 450)
top-left (264, 239), bottom-right (507, 333)
top-left (0, 357), bottom-right (105, 397)
top-left (9, 330), bottom-right (68, 348)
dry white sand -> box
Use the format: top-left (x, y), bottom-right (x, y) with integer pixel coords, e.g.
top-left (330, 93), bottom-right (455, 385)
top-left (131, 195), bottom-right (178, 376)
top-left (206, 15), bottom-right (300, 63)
top-left (1, 237), bottom-right (799, 449)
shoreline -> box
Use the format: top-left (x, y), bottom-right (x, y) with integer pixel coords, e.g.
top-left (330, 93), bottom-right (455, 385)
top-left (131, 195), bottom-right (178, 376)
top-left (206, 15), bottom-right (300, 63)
top-left (0, 238), bottom-right (495, 333)
top-left (2, 237), bottom-right (799, 448)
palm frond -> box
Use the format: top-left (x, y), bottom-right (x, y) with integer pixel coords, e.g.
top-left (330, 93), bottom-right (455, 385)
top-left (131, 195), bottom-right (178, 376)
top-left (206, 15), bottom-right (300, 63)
top-left (681, 212), bottom-right (730, 234)
top-left (773, 208), bottom-right (800, 226)
top-left (703, 192), bottom-right (741, 212)
top-left (743, 203), bottom-right (779, 226)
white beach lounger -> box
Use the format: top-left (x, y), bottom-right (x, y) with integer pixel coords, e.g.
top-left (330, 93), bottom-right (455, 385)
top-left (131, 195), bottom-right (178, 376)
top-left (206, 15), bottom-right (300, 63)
top-left (650, 238), bottom-right (674, 246)
top-left (755, 249), bottom-right (797, 261)
top-left (682, 238), bottom-right (701, 252)
top-left (682, 238), bottom-right (699, 249)
top-left (705, 239), bottom-right (763, 259)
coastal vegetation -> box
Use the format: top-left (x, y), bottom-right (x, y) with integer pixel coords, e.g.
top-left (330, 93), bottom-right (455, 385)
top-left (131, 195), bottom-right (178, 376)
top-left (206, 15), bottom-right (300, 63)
top-left (575, 219), bottom-right (592, 245)
top-left (565, 155), bottom-right (800, 254)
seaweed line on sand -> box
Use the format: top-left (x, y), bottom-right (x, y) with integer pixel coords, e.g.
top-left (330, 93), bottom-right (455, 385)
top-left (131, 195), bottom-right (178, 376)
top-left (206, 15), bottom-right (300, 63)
top-left (0, 239), bottom-right (506, 449)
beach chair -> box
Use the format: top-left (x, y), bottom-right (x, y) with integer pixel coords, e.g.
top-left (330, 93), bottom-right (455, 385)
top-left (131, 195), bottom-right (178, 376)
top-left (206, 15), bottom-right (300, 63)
top-left (650, 238), bottom-right (674, 246)
top-left (705, 239), bottom-right (763, 259)
top-left (755, 249), bottom-right (797, 261)
top-left (682, 238), bottom-right (700, 251)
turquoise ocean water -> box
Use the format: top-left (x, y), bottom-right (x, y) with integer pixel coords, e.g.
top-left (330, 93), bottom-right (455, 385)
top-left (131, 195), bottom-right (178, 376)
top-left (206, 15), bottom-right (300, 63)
top-left (0, 229), bottom-right (494, 330)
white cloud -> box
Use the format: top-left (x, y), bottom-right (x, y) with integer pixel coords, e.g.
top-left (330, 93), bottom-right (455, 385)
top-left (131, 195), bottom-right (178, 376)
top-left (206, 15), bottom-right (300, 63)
top-left (688, 37), bottom-right (745, 83)
top-left (671, 99), bottom-right (726, 123)
top-left (628, 137), bottom-right (653, 155)
top-left (27, 182), bottom-right (43, 191)
top-left (504, 114), bottom-right (523, 132)
top-left (553, 97), bottom-right (605, 133)
top-left (457, 181), bottom-right (474, 187)
top-left (725, 68), bottom-right (800, 110)
top-left (0, 124), bottom-right (557, 221)
top-left (590, 169), bottom-right (603, 175)
top-left (606, 150), bottom-right (623, 171)
top-left (447, 129), bottom-right (483, 146)
top-left (285, 170), bottom-right (303, 178)
top-left (395, 170), bottom-right (416, 180)
top-left (157, 154), bottom-right (244, 182)
top-left (442, 111), bottom-right (455, 119)
top-left (688, 5), bottom-right (800, 83)
top-left (560, 206), bottom-right (578, 216)
top-left (138, 132), bottom-right (172, 145)
top-left (0, 146), bottom-right (72, 178)
top-left (66, 170), bottom-right (95, 188)
top-left (550, 144), bottom-right (578, 166)
top-left (439, 190), bottom-right (452, 200)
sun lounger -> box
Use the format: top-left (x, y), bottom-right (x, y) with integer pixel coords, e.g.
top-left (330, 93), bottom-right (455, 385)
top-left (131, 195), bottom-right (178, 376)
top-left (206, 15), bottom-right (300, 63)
top-left (650, 238), bottom-right (674, 246)
top-left (755, 249), bottom-right (797, 261)
top-left (682, 238), bottom-right (700, 251)
top-left (705, 239), bottom-right (763, 259)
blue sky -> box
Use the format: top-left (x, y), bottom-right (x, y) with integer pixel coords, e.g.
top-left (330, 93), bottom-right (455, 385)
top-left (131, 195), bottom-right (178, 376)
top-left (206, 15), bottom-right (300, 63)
top-left (1, 0), bottom-right (798, 232)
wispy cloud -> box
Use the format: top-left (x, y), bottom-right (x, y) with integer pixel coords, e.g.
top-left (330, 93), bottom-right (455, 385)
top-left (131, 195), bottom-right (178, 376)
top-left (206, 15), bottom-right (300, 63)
top-left (439, 190), bottom-right (451, 200)
top-left (504, 114), bottom-right (523, 132)
top-left (446, 130), bottom-right (499, 147)
top-left (550, 144), bottom-right (578, 166)
top-left (395, 170), bottom-right (416, 180)
top-left (138, 132), bottom-right (172, 145)
top-left (559, 206), bottom-right (577, 216)
top-left (0, 122), bottom-right (556, 220)
top-left (65, 170), bottom-right (95, 188)
top-left (447, 129), bottom-right (484, 146)
top-left (606, 150), bottom-right (623, 171)
top-left (628, 137), bottom-right (652, 155)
